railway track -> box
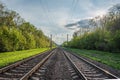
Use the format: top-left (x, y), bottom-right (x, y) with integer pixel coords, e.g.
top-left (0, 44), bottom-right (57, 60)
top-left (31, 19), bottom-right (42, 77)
top-left (0, 48), bottom-right (55, 80)
top-left (63, 49), bottom-right (119, 80)
top-left (22, 48), bottom-right (83, 80)
top-left (0, 48), bottom-right (119, 80)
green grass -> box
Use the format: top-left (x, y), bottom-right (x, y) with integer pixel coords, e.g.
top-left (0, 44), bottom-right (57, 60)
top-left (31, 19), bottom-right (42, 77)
top-left (0, 48), bottom-right (49, 68)
top-left (66, 48), bottom-right (120, 70)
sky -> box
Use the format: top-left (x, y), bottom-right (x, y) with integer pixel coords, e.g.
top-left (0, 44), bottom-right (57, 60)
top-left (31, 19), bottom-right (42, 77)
top-left (1, 0), bottom-right (120, 44)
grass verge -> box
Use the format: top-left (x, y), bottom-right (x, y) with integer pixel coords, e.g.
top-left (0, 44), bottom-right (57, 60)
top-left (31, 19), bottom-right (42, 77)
top-left (66, 48), bottom-right (120, 70)
top-left (0, 48), bottom-right (49, 68)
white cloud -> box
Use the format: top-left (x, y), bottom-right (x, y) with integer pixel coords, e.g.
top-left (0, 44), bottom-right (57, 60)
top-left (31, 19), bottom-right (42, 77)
top-left (86, 9), bottom-right (107, 18)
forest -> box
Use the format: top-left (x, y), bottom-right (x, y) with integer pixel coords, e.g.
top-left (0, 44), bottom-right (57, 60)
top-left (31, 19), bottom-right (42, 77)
top-left (63, 4), bottom-right (120, 52)
top-left (0, 2), bottom-right (51, 52)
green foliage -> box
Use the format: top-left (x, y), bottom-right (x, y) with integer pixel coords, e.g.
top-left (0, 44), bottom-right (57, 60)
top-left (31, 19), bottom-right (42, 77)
top-left (112, 30), bottom-right (120, 51)
top-left (66, 27), bottom-right (120, 52)
top-left (0, 2), bottom-right (52, 52)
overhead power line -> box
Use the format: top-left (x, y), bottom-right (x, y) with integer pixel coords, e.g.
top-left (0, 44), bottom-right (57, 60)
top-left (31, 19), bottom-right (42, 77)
top-left (40, 0), bottom-right (54, 26)
top-left (45, 0), bottom-right (55, 25)
top-left (70, 0), bottom-right (79, 21)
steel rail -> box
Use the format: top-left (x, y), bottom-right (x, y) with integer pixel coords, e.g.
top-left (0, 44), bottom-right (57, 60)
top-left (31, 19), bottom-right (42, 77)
top-left (63, 50), bottom-right (87, 80)
top-left (63, 49), bottom-right (119, 80)
top-left (20, 49), bottom-right (55, 80)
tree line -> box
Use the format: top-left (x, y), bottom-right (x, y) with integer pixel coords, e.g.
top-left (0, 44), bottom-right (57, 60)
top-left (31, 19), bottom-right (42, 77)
top-left (0, 2), bottom-right (52, 52)
top-left (63, 4), bottom-right (120, 52)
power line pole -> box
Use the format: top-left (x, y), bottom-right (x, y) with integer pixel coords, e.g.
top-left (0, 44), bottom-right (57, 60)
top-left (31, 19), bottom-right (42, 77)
top-left (67, 34), bottom-right (69, 46)
top-left (50, 34), bottom-right (52, 49)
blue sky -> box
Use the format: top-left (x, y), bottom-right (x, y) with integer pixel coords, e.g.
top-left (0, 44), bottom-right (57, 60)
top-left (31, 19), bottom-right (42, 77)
top-left (1, 0), bottom-right (120, 44)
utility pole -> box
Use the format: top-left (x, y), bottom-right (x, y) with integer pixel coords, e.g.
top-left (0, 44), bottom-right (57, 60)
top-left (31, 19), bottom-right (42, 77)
top-left (67, 34), bottom-right (68, 46)
top-left (50, 34), bottom-right (52, 49)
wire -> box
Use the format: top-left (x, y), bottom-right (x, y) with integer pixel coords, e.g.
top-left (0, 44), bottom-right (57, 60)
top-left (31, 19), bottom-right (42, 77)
top-left (70, 0), bottom-right (79, 21)
top-left (45, 1), bottom-right (55, 25)
top-left (40, 0), bottom-right (53, 26)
